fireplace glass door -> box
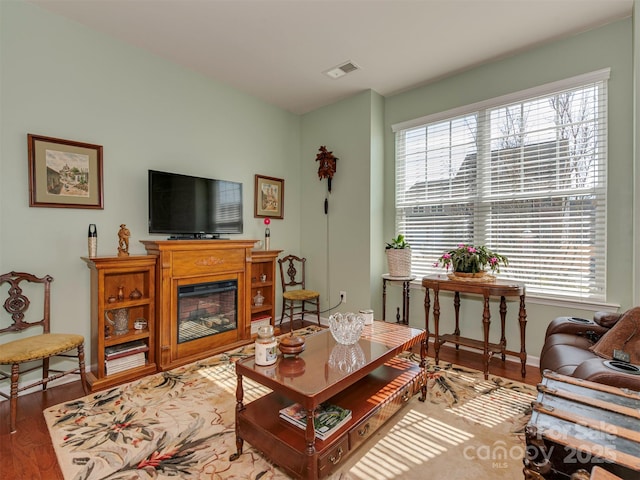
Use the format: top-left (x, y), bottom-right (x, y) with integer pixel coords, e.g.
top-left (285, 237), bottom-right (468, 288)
top-left (177, 280), bottom-right (237, 344)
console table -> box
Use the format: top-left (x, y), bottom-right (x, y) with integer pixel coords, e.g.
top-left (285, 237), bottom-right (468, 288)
top-left (230, 322), bottom-right (427, 479)
top-left (422, 274), bottom-right (527, 379)
top-left (381, 274), bottom-right (416, 324)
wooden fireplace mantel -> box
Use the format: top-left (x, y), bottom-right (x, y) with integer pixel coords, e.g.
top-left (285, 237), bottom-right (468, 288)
top-left (141, 239), bottom-right (279, 371)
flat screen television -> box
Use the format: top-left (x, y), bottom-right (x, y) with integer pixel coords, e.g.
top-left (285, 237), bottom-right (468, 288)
top-left (148, 169), bottom-right (243, 238)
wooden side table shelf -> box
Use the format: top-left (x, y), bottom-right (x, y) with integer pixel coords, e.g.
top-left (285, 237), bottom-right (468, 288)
top-left (381, 274), bottom-right (416, 324)
top-left (82, 255), bottom-right (158, 391)
top-left (421, 274), bottom-right (527, 379)
top-left (249, 249), bottom-right (282, 335)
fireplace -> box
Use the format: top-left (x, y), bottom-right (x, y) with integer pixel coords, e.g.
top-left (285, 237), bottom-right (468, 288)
top-left (141, 239), bottom-right (260, 371)
top-left (177, 280), bottom-right (237, 344)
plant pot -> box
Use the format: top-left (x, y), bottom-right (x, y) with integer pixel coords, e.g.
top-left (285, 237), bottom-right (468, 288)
top-left (452, 271), bottom-right (487, 278)
top-left (386, 248), bottom-right (412, 277)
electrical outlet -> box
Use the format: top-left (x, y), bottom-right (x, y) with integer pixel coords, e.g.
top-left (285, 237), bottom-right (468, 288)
top-left (339, 291), bottom-right (346, 304)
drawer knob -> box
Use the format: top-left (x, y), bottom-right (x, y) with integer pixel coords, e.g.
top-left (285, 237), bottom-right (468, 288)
top-left (329, 446), bottom-right (344, 465)
top-left (357, 424), bottom-right (370, 437)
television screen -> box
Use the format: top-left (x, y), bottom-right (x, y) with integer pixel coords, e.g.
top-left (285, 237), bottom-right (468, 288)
top-left (148, 170), bottom-right (243, 238)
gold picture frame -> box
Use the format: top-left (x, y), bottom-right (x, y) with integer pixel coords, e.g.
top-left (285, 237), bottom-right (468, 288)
top-left (254, 174), bottom-right (284, 219)
top-left (28, 134), bottom-right (104, 209)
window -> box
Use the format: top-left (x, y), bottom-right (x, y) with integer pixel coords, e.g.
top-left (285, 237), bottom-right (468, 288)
top-left (393, 70), bottom-right (609, 301)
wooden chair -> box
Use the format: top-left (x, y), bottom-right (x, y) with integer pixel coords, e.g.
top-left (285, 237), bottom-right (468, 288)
top-left (278, 255), bottom-right (320, 331)
top-left (0, 271), bottom-right (88, 433)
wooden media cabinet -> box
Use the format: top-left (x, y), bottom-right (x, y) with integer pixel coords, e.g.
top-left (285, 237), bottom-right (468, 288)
top-left (141, 240), bottom-right (280, 371)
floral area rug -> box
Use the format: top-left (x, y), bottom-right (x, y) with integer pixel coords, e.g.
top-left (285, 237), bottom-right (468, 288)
top-left (44, 327), bottom-right (536, 480)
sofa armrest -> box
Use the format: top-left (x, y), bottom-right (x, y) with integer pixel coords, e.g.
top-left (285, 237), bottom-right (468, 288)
top-left (544, 316), bottom-right (610, 338)
top-left (572, 358), bottom-right (640, 393)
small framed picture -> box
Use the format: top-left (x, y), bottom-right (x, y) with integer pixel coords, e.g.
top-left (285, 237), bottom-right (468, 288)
top-left (28, 134), bottom-right (104, 209)
top-left (254, 174), bottom-right (284, 219)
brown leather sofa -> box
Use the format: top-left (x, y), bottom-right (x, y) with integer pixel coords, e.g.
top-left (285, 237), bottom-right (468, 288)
top-left (539, 309), bottom-right (640, 392)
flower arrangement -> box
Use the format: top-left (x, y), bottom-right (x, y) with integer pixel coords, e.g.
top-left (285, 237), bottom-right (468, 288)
top-left (434, 244), bottom-right (508, 274)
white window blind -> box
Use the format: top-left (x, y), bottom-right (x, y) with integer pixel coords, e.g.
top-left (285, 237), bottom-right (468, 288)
top-left (394, 70), bottom-right (608, 300)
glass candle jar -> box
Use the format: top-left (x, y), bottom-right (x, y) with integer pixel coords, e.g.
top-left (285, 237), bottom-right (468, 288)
top-left (255, 325), bottom-right (277, 366)
top-left (253, 290), bottom-right (265, 306)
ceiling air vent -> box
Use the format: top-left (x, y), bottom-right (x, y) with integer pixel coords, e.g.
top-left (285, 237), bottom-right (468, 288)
top-left (324, 61), bottom-right (360, 79)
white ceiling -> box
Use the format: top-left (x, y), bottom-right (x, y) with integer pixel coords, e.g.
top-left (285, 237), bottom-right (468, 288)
top-left (28, 0), bottom-right (633, 114)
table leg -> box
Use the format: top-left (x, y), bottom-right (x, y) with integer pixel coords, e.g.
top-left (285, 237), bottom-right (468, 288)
top-left (433, 289), bottom-right (441, 365)
top-left (499, 296), bottom-right (507, 362)
top-left (519, 294), bottom-right (528, 377)
top-left (424, 289), bottom-right (430, 355)
top-left (229, 372), bottom-right (245, 461)
top-left (453, 291), bottom-right (460, 349)
top-left (404, 280), bottom-right (410, 324)
top-left (419, 332), bottom-right (427, 402)
top-left (305, 407), bottom-right (317, 456)
top-left (382, 279), bottom-right (387, 322)
top-left (482, 295), bottom-right (491, 380)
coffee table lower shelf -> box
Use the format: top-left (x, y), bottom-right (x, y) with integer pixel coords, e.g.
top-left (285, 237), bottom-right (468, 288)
top-left (233, 358), bottom-right (425, 479)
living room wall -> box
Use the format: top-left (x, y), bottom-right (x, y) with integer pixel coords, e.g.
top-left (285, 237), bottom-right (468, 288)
top-left (300, 90), bottom-right (385, 315)
top-left (0, 0), bottom-right (636, 383)
top-left (0, 1), bottom-right (302, 368)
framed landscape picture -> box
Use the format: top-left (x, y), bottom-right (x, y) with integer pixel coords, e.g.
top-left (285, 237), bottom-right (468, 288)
top-left (28, 134), bottom-right (104, 209)
top-left (254, 174), bottom-right (284, 219)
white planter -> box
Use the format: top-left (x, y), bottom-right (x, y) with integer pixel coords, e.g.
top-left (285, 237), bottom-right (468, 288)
top-left (385, 248), bottom-right (412, 277)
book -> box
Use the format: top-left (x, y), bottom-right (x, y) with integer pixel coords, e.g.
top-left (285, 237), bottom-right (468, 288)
top-left (105, 340), bottom-right (148, 360)
top-left (105, 352), bottom-right (146, 375)
top-left (106, 351), bottom-right (146, 367)
top-left (279, 403), bottom-right (352, 440)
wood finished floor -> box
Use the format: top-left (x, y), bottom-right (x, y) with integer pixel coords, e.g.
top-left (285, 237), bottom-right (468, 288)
top-left (0, 328), bottom-right (542, 480)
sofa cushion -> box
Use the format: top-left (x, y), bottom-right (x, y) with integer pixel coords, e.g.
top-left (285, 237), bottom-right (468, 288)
top-left (539, 342), bottom-right (600, 376)
top-left (540, 332), bottom-right (594, 360)
top-left (589, 307), bottom-right (640, 364)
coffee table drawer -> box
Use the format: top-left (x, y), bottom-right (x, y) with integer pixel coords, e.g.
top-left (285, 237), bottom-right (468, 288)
top-left (348, 373), bottom-right (418, 450)
top-left (318, 436), bottom-right (349, 476)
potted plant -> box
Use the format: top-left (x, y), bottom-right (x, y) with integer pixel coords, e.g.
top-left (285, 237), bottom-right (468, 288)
top-left (434, 243), bottom-right (508, 277)
top-left (385, 234), bottom-right (412, 277)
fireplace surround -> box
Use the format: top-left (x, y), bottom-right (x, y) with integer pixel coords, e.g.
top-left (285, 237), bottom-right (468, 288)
top-left (141, 239), bottom-right (258, 370)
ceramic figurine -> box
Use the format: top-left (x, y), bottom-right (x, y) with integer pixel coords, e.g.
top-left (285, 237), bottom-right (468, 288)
top-left (117, 224), bottom-right (130, 257)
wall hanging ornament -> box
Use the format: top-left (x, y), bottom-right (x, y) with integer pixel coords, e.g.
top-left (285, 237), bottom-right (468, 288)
top-left (316, 145), bottom-right (338, 214)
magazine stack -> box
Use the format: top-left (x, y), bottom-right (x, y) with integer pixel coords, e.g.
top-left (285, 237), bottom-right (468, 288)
top-left (279, 402), bottom-right (352, 440)
top-left (105, 340), bottom-right (148, 375)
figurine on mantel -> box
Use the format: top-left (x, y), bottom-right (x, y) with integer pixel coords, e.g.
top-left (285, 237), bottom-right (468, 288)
top-left (117, 224), bottom-right (130, 257)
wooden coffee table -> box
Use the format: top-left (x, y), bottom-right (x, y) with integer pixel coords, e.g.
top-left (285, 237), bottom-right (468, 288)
top-left (230, 321), bottom-right (427, 479)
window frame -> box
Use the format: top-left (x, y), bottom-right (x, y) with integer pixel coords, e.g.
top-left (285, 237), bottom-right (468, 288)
top-left (392, 69), bottom-right (610, 303)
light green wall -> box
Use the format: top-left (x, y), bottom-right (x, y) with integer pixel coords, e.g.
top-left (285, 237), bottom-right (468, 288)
top-left (384, 17), bottom-right (635, 358)
top-left (1, 0), bottom-right (637, 375)
top-left (0, 1), bottom-right (301, 366)
top-left (300, 90), bottom-right (383, 313)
